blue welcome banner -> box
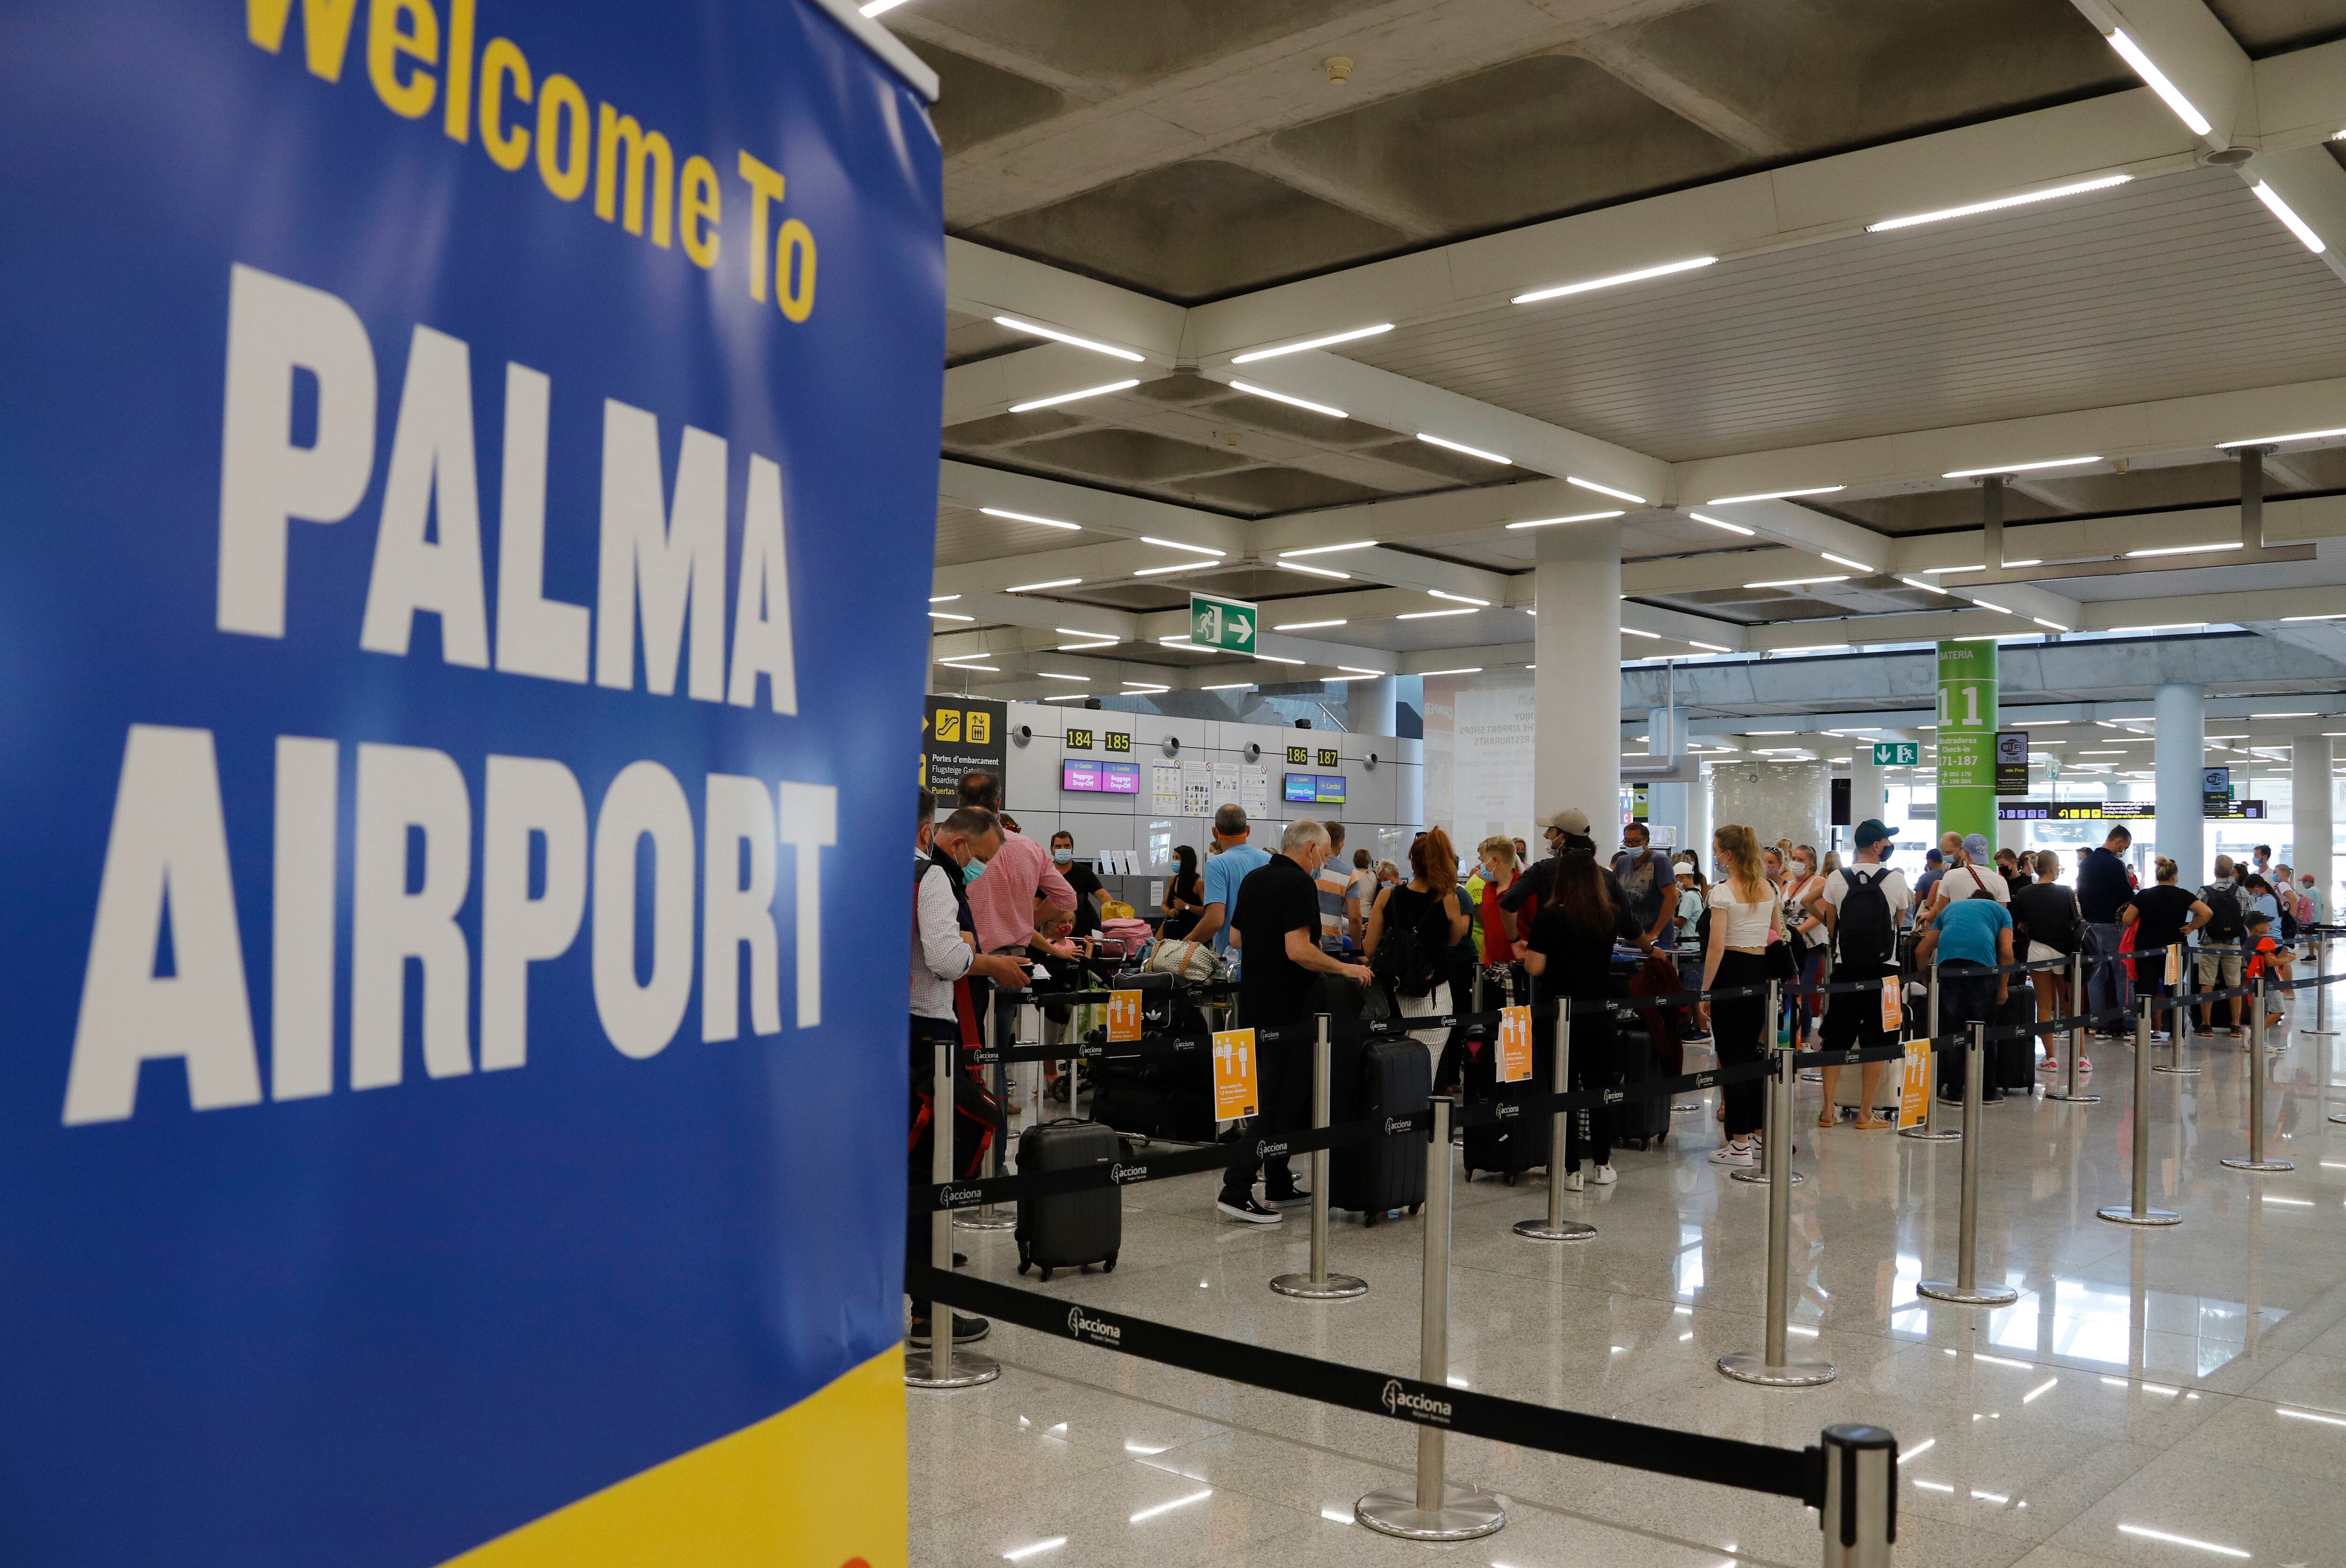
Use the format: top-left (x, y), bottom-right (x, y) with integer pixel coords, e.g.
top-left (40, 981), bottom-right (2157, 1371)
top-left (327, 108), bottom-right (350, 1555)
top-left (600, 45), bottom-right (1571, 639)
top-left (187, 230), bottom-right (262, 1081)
top-left (0, 3), bottom-right (939, 1562)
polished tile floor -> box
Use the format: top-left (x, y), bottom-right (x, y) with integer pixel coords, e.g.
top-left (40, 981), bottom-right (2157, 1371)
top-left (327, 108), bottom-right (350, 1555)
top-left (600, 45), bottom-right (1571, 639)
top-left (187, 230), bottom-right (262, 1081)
top-left (909, 1011), bottom-right (2346, 1568)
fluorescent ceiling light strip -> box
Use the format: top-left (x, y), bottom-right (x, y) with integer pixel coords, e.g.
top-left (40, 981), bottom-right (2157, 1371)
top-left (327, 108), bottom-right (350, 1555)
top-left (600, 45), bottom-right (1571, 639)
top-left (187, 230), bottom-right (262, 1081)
top-left (1942, 456), bottom-right (2099, 478)
top-left (1900, 577), bottom-right (1951, 595)
top-left (2125, 541), bottom-right (2240, 558)
top-left (2221, 425), bottom-right (2346, 448)
top-left (2282, 612), bottom-right (2346, 620)
top-left (1622, 627), bottom-right (1661, 639)
top-left (2253, 180), bottom-right (2327, 252)
top-left (1338, 666), bottom-right (1385, 675)
top-left (1417, 432), bottom-right (1510, 464)
top-left (1275, 560), bottom-right (1350, 580)
top-left (1227, 379), bottom-right (1346, 418)
top-left (1688, 511), bottom-right (1756, 536)
top-left (1041, 693), bottom-right (1090, 702)
top-left (2107, 622), bottom-right (2204, 634)
top-left (928, 594), bottom-right (960, 603)
top-left (941, 664), bottom-right (1000, 673)
top-left (1397, 607), bottom-right (1477, 619)
top-left (859, 0), bottom-right (910, 14)
top-left (1280, 540), bottom-right (1376, 556)
top-left (1973, 600), bottom-right (2016, 615)
top-left (1744, 575), bottom-right (1848, 588)
top-left (2034, 618), bottom-right (2069, 631)
top-left (1006, 578), bottom-right (1081, 593)
top-left (1927, 564), bottom-right (1986, 575)
top-left (1420, 667), bottom-right (1482, 676)
top-left (1512, 254), bottom-right (1716, 305)
top-left (1142, 536), bottom-right (1224, 556)
top-left (1507, 510), bottom-right (1623, 530)
top-left (1122, 684), bottom-right (1169, 693)
top-left (1428, 590), bottom-right (1490, 606)
top-left (980, 507), bottom-right (1082, 532)
top-left (1274, 618), bottom-right (1348, 631)
top-left (1707, 485), bottom-right (1845, 503)
top-left (1057, 641), bottom-right (1116, 651)
top-left (1201, 682), bottom-right (1253, 690)
top-left (1568, 475), bottom-right (1647, 504)
top-left (1689, 641), bottom-right (1730, 651)
top-left (1253, 654), bottom-right (1303, 666)
top-left (928, 611), bottom-right (975, 622)
top-left (1007, 378), bottom-right (1141, 413)
top-left (1054, 627), bottom-right (1116, 640)
top-left (1867, 174), bottom-right (2132, 233)
top-left (2252, 711), bottom-right (2319, 718)
top-left (991, 315), bottom-right (1144, 363)
top-left (2105, 29), bottom-right (2213, 135)
top-left (1820, 553), bottom-right (1877, 572)
top-left (1133, 563), bottom-right (1209, 577)
top-left (1229, 323), bottom-right (1393, 363)
top-left (1037, 672), bottom-right (1087, 682)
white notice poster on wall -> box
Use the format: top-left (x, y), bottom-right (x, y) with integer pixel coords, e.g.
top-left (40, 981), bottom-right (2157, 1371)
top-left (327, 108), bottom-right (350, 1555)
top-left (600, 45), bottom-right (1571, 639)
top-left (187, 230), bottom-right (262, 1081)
top-left (1211, 761), bottom-right (1242, 814)
top-left (1180, 760), bottom-right (1213, 816)
top-left (1150, 762), bottom-right (1182, 816)
top-left (1241, 763), bottom-right (1269, 812)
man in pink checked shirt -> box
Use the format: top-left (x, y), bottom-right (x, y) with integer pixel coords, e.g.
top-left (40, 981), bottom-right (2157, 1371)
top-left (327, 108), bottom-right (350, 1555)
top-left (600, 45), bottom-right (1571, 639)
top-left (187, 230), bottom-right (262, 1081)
top-left (957, 772), bottom-right (1074, 1068)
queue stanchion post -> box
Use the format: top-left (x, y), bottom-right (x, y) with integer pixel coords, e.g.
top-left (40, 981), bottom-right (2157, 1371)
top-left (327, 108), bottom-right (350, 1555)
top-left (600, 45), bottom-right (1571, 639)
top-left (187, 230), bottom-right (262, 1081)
top-left (1901, 962), bottom-right (1959, 1142)
top-left (2221, 975), bottom-right (2294, 1173)
top-left (1515, 993), bottom-right (1596, 1242)
top-left (958, 995), bottom-right (1015, 1233)
top-left (2098, 998), bottom-right (2182, 1227)
top-left (1917, 1021), bottom-right (2020, 1306)
top-left (1274, 1013), bottom-right (1369, 1299)
top-left (2307, 933), bottom-right (2337, 1037)
top-left (1735, 981), bottom-right (1803, 1186)
top-left (1819, 1424), bottom-right (1898, 1568)
top-left (2151, 947), bottom-right (2201, 1076)
top-left (906, 1033), bottom-right (1000, 1389)
top-left (1719, 1033), bottom-right (1834, 1386)
top-left (1356, 1096), bottom-right (1508, 1541)
top-left (2046, 949), bottom-right (2099, 1104)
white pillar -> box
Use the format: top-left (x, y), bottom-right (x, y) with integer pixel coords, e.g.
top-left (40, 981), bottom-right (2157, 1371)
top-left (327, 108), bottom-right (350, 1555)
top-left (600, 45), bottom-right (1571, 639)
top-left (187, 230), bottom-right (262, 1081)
top-left (1533, 521), bottom-right (1622, 827)
top-left (1353, 675), bottom-right (1398, 738)
top-left (1689, 764), bottom-right (1713, 868)
top-left (2295, 732), bottom-right (2333, 900)
top-left (1849, 746), bottom-right (1887, 832)
top-left (2154, 682), bottom-right (2205, 882)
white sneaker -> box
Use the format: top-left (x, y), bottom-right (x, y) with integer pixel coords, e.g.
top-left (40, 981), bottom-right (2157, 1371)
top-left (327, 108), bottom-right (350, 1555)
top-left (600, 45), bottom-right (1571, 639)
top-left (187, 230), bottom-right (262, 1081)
top-left (1564, 1168), bottom-right (1585, 1191)
top-left (1592, 1165), bottom-right (1618, 1186)
top-left (1710, 1141), bottom-right (1756, 1167)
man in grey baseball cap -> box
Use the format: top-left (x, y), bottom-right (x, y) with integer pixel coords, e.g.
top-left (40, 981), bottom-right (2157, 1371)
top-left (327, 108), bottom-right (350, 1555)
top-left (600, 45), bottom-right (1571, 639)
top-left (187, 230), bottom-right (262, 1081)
top-left (1497, 805), bottom-right (1636, 955)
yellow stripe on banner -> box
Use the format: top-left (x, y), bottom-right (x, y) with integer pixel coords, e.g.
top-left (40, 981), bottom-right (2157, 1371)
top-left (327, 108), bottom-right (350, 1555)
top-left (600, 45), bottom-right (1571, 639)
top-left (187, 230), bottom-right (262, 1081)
top-left (440, 1344), bottom-right (907, 1568)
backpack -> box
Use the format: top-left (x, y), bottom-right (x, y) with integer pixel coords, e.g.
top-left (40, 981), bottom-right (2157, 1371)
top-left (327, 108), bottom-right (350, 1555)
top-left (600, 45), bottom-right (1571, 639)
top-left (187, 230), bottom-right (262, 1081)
top-left (1835, 866), bottom-right (1897, 970)
top-left (2201, 884), bottom-right (2245, 943)
top-left (1374, 891), bottom-right (1447, 998)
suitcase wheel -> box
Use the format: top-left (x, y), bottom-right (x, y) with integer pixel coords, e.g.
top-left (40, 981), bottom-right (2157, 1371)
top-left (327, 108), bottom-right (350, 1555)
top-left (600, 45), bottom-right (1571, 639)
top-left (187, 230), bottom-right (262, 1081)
top-left (1502, 1173), bottom-right (1516, 1187)
top-left (1103, 1252), bottom-right (1117, 1273)
top-left (1016, 1242), bottom-right (1032, 1275)
top-left (1408, 1203), bottom-right (1422, 1216)
top-left (1363, 1210), bottom-right (1379, 1228)
top-left (1038, 1266), bottom-right (1055, 1283)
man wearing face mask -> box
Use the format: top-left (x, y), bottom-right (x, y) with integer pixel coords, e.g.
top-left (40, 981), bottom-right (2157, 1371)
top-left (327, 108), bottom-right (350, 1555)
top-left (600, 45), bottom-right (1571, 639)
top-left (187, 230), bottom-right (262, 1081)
top-left (1612, 820), bottom-right (1676, 951)
top-left (957, 771), bottom-right (1073, 1091)
top-left (1050, 830), bottom-right (1106, 938)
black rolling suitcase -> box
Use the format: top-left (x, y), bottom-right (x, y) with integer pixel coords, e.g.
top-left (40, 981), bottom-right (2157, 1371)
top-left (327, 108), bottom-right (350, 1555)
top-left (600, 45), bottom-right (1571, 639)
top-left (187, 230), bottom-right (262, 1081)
top-left (1992, 984), bottom-right (2038, 1090)
top-left (1608, 1023), bottom-right (1669, 1150)
top-left (1329, 1039), bottom-right (1429, 1224)
top-left (1014, 1118), bottom-right (1124, 1281)
top-left (1460, 1033), bottom-right (1550, 1182)
top-left (1089, 1074), bottom-right (1215, 1143)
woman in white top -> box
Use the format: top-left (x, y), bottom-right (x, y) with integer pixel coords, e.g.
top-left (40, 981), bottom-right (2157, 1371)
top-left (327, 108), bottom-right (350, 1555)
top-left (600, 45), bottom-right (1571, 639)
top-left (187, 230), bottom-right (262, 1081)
top-left (1785, 844), bottom-right (1828, 1042)
top-left (1697, 823), bottom-right (1785, 1167)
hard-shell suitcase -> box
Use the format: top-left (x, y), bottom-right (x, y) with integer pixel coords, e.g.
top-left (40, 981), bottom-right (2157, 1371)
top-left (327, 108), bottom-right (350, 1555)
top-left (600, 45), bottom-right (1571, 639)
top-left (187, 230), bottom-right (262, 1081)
top-left (1460, 1032), bottom-right (1551, 1181)
top-left (1014, 1117), bottom-right (1123, 1282)
top-left (1328, 1039), bottom-right (1429, 1224)
top-left (1089, 1076), bottom-right (1216, 1143)
top-left (1993, 985), bottom-right (2039, 1089)
top-left (1608, 1023), bottom-right (1670, 1150)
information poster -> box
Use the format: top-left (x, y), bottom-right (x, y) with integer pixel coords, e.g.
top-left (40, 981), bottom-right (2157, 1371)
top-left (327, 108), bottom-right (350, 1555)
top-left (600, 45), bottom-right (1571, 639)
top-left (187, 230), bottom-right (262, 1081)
top-left (1107, 991), bottom-right (1143, 1043)
top-left (1898, 1040), bottom-right (1931, 1128)
top-left (1212, 1029), bottom-right (1260, 1119)
top-left (1181, 759), bottom-right (1214, 816)
top-left (925, 695), bottom-right (1006, 805)
top-left (1880, 976), bottom-right (1903, 1033)
top-left (1150, 761), bottom-right (1182, 815)
top-left (1935, 639), bottom-right (1998, 847)
top-left (0, 6), bottom-right (939, 1565)
top-left (1496, 1006), bottom-right (1533, 1083)
top-left (1241, 762), bottom-right (1271, 812)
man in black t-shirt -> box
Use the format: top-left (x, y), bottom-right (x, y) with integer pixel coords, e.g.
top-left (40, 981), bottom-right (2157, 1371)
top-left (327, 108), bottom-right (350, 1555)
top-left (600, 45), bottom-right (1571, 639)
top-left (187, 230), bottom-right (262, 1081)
top-left (1049, 830), bottom-right (1105, 937)
top-left (1216, 820), bottom-right (1374, 1225)
top-left (1495, 806), bottom-right (1638, 954)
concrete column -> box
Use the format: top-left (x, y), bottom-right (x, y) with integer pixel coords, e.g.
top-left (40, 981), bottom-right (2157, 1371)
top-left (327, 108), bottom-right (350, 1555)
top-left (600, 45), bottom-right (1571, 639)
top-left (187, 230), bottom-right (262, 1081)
top-left (1688, 764), bottom-right (1713, 868)
top-left (1848, 746), bottom-right (1887, 831)
top-left (1352, 675), bottom-right (1398, 738)
top-left (2294, 732), bottom-right (2333, 897)
top-left (1533, 520), bottom-right (1622, 825)
top-left (2154, 683), bottom-right (2205, 881)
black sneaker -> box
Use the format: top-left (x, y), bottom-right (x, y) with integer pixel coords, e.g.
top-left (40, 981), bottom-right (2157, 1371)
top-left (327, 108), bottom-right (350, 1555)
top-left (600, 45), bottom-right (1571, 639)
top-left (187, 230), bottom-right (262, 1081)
top-left (1217, 1194), bottom-right (1283, 1225)
top-left (1981, 1088), bottom-right (2007, 1103)
top-left (1261, 1185), bottom-right (1312, 1209)
top-left (908, 1312), bottom-right (990, 1346)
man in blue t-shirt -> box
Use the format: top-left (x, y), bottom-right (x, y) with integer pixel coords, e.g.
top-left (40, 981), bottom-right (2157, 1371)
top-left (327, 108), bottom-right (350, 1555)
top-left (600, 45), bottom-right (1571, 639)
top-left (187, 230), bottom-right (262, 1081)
top-left (1918, 886), bottom-right (2014, 1104)
top-left (1190, 803), bottom-right (1272, 971)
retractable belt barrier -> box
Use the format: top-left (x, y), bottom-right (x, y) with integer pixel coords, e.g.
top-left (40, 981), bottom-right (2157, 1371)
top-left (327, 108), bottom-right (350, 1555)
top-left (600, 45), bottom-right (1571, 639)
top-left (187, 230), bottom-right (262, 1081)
top-left (906, 1262), bottom-right (1830, 1505)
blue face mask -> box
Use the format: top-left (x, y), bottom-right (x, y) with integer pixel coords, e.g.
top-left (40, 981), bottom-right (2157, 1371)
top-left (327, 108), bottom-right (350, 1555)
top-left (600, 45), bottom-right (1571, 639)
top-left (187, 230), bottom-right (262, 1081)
top-left (962, 859), bottom-right (985, 885)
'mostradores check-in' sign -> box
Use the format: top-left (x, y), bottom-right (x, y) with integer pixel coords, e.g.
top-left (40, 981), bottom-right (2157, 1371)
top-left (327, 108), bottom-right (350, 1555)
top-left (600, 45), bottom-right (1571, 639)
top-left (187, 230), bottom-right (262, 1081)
top-left (1191, 591), bottom-right (1257, 652)
top-left (1, 5), bottom-right (937, 1567)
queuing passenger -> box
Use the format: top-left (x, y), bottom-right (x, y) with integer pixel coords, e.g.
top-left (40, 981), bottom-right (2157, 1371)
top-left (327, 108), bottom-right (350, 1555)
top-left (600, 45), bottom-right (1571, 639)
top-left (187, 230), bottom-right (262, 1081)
top-left (1916, 880), bottom-right (2013, 1103)
top-left (958, 771), bottom-right (1073, 1053)
top-left (1190, 804), bottom-right (1271, 965)
top-left (1805, 818), bottom-right (1909, 1127)
top-left (1674, 859), bottom-right (1710, 1033)
top-left (1315, 821), bottom-right (1356, 949)
top-left (1696, 824), bottom-right (1781, 1167)
top-left (2300, 869), bottom-right (2327, 927)
top-left (1216, 820), bottom-right (1376, 1225)
top-left (1783, 844), bottom-right (1828, 1041)
top-left (2079, 826), bottom-right (2135, 1032)
top-left (1051, 830), bottom-right (1105, 938)
top-left (2194, 862), bottom-right (2249, 1036)
top-left (1376, 859), bottom-right (1401, 891)
top-left (1161, 845), bottom-right (1205, 939)
top-left (1365, 827), bottom-right (1473, 1049)
top-left (2245, 908), bottom-right (2290, 1032)
top-left (1497, 807), bottom-right (1639, 958)
top-left (1612, 822), bottom-right (1676, 950)
top-left (909, 799), bottom-right (1030, 1349)
top-left (1914, 847), bottom-right (1948, 906)
top-left (1525, 853), bottom-right (1626, 1187)
top-left (2011, 850), bottom-right (2085, 1078)
top-left (1472, 836), bottom-right (1529, 964)
top-left (1347, 847), bottom-right (1379, 945)
top-left (2118, 857), bottom-right (2209, 1040)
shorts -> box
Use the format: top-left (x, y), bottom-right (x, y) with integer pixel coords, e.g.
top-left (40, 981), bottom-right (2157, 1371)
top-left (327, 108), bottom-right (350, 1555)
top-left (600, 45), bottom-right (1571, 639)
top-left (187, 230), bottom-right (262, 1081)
top-left (2027, 942), bottom-right (2066, 966)
top-left (2196, 951), bottom-right (2243, 989)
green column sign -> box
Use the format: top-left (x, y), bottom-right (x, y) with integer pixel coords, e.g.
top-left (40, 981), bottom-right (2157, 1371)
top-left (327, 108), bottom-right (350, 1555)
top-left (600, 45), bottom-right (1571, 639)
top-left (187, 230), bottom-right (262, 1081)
top-left (1190, 591), bottom-right (1257, 651)
top-left (1936, 639), bottom-right (1998, 847)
